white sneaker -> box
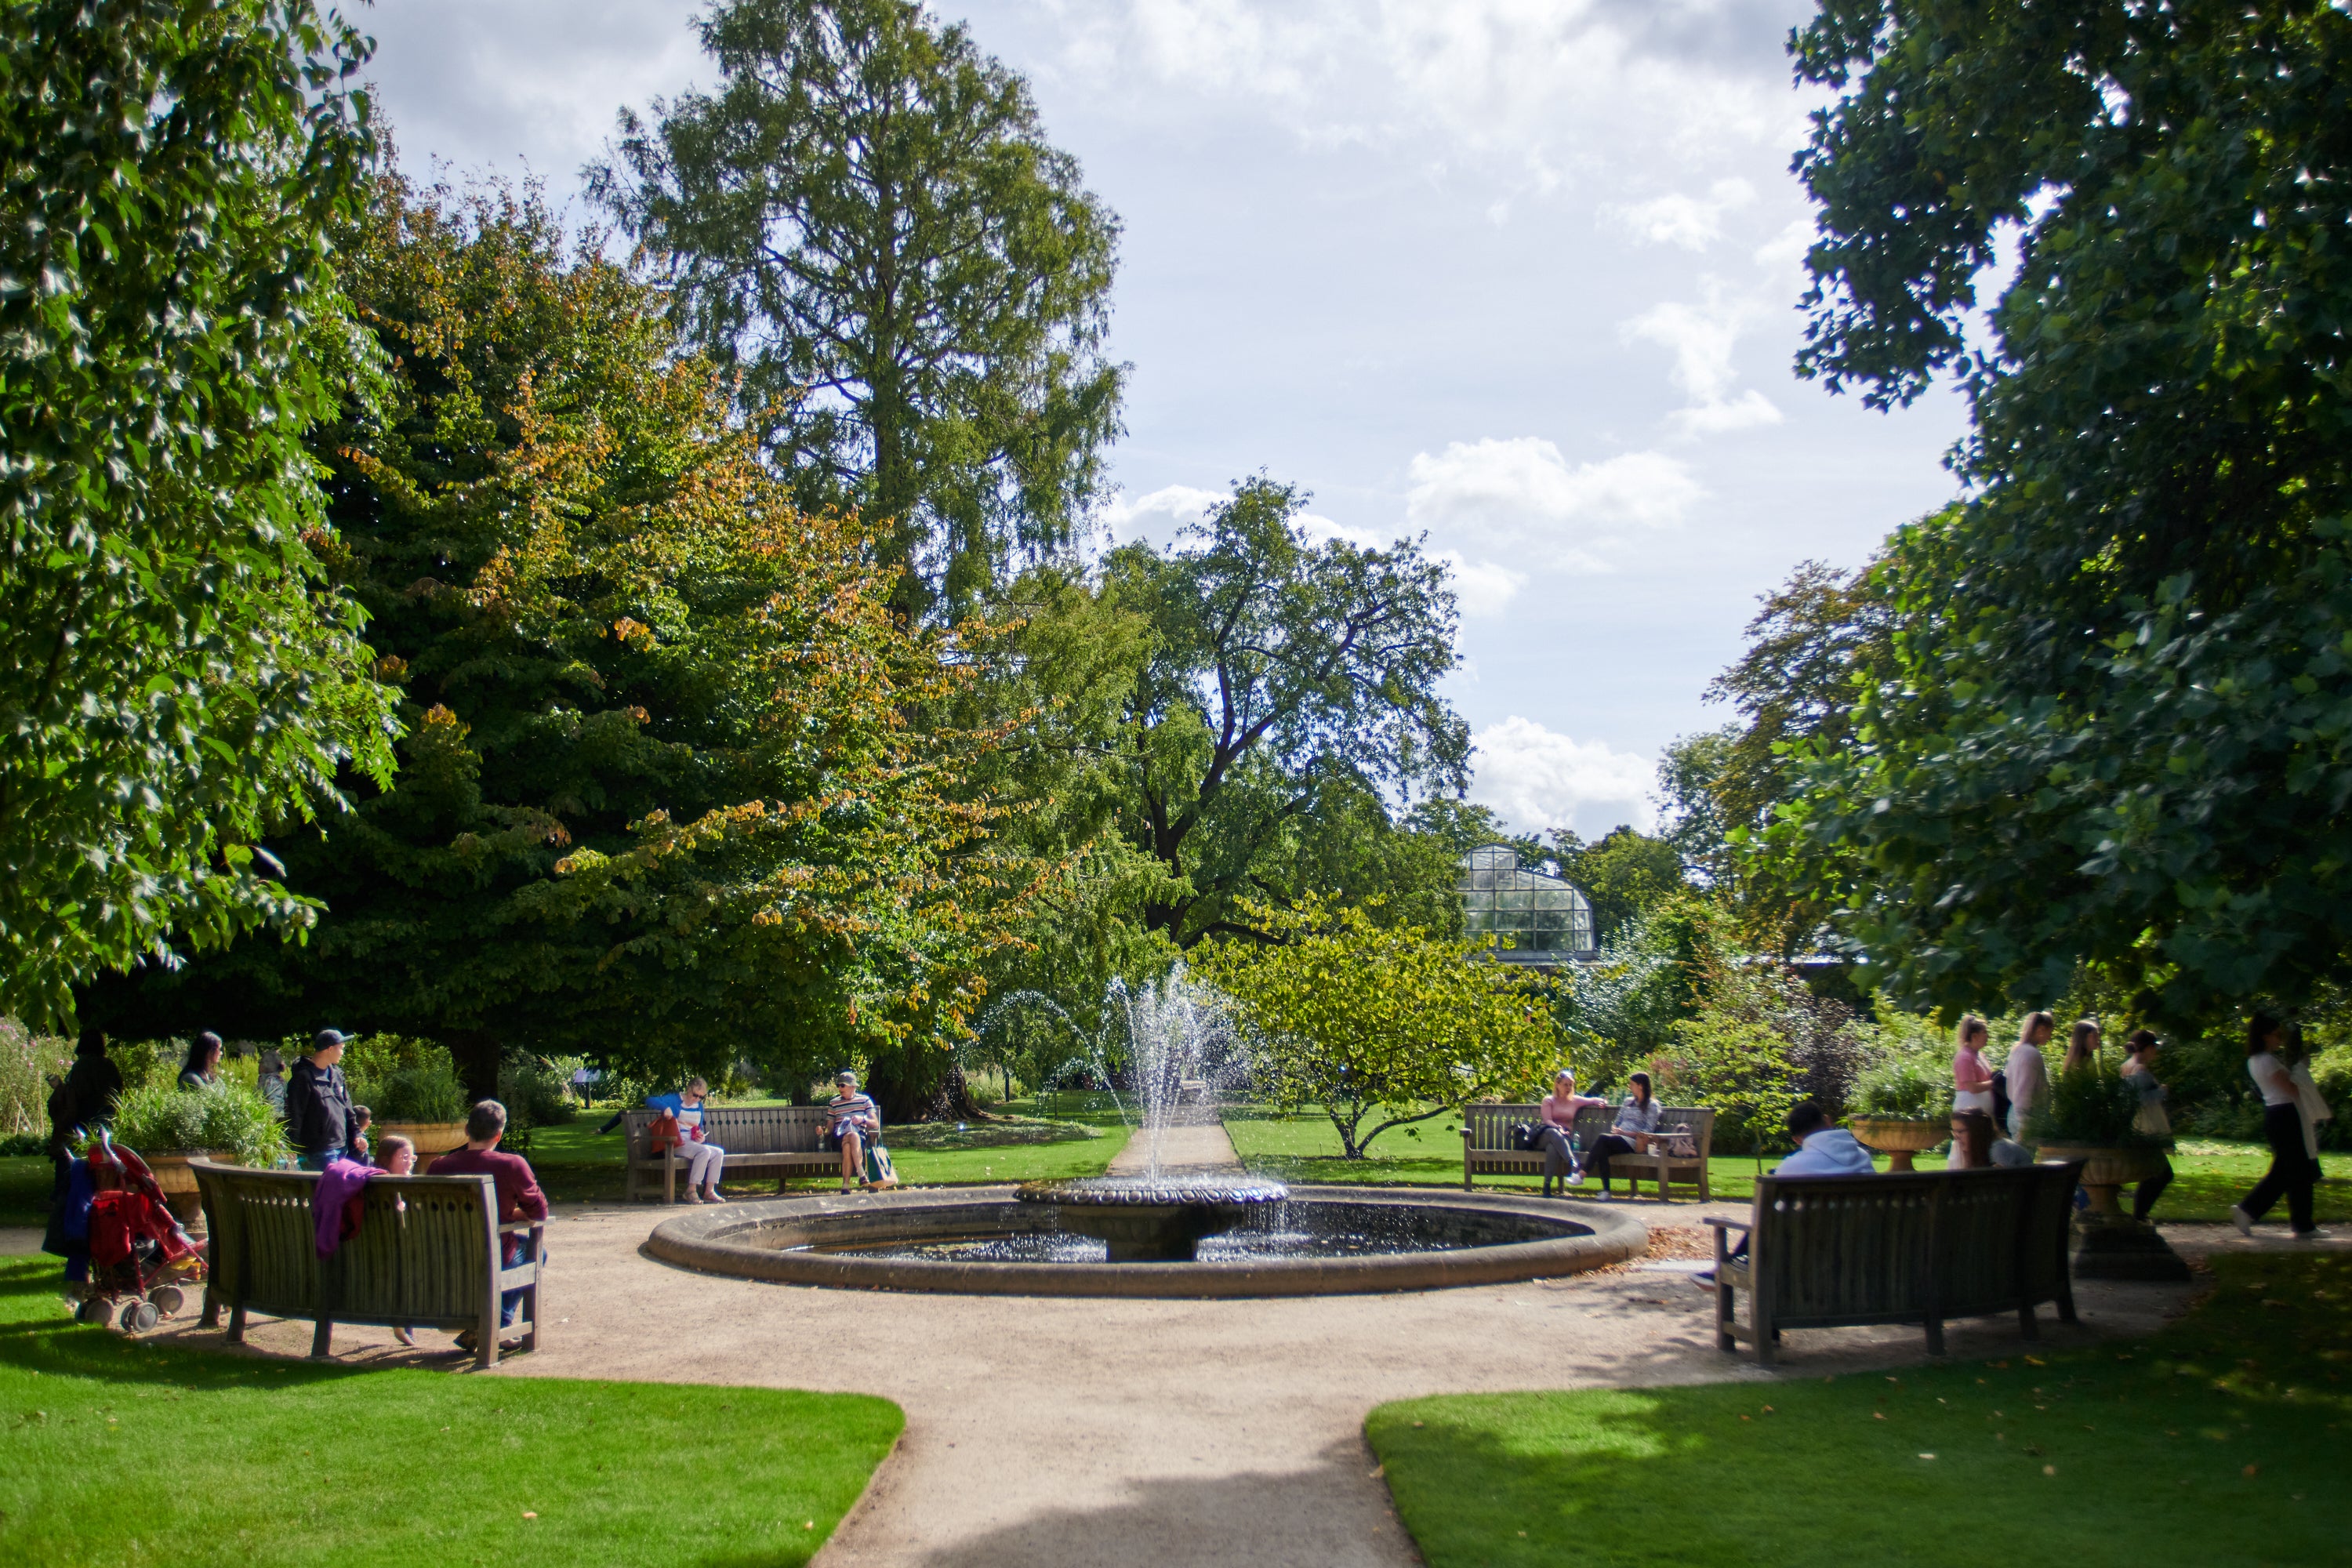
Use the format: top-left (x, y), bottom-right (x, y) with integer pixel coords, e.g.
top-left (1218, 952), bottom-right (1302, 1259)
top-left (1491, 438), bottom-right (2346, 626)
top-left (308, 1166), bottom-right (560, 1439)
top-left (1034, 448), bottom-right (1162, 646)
top-left (2230, 1205), bottom-right (2255, 1237)
top-left (2292, 1228), bottom-right (2332, 1241)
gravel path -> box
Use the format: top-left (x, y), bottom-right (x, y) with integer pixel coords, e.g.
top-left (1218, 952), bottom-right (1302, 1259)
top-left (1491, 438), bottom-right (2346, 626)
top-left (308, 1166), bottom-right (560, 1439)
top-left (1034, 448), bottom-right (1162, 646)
top-left (42, 1199), bottom-right (2234, 1567)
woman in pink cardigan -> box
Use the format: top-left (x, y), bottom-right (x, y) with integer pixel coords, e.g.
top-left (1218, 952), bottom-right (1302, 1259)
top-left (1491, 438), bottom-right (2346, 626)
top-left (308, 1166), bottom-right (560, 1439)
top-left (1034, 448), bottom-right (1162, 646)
top-left (1951, 1015), bottom-right (1997, 1168)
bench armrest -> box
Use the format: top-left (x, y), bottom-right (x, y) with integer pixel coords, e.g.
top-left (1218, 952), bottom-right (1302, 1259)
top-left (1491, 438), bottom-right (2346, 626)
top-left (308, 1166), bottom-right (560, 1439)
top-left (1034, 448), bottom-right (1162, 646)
top-left (1700, 1216), bottom-right (1750, 1230)
top-left (499, 1219), bottom-right (546, 1236)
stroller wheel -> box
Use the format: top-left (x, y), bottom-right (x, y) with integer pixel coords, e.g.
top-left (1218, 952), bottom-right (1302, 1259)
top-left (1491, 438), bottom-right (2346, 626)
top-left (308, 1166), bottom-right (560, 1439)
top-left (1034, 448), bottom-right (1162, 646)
top-left (120, 1300), bottom-right (160, 1333)
top-left (148, 1285), bottom-right (186, 1316)
top-left (76, 1295), bottom-right (111, 1326)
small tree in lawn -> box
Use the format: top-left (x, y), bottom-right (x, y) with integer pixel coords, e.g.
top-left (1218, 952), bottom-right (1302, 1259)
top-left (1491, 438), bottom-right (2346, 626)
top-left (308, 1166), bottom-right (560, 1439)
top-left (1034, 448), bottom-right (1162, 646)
top-left (1192, 895), bottom-right (1557, 1160)
top-left (1658, 1013), bottom-right (1806, 1171)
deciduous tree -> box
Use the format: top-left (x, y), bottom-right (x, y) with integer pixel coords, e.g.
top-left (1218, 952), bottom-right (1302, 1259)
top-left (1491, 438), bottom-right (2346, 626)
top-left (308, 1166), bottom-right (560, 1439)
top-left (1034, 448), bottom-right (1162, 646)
top-left (0, 0), bottom-right (397, 1026)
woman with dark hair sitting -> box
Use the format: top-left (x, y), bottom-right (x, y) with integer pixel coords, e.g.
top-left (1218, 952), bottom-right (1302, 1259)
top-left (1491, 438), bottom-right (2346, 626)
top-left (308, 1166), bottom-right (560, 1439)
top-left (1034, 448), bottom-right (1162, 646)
top-left (176, 1032), bottom-right (223, 1092)
top-left (1585, 1072), bottom-right (1662, 1199)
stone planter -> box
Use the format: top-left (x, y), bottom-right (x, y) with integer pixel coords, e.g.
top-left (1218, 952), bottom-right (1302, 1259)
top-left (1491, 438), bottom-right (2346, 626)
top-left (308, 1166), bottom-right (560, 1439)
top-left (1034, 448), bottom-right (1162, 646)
top-left (374, 1120), bottom-right (470, 1157)
top-left (144, 1150), bottom-right (230, 1226)
top-left (2034, 1141), bottom-right (2190, 1281)
top-left (1848, 1115), bottom-right (1948, 1172)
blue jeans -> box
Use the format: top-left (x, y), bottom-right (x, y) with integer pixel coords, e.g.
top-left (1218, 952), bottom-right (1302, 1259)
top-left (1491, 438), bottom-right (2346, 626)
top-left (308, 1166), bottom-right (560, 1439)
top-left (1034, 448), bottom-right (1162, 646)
top-left (501, 1234), bottom-right (546, 1327)
top-left (298, 1147), bottom-right (344, 1171)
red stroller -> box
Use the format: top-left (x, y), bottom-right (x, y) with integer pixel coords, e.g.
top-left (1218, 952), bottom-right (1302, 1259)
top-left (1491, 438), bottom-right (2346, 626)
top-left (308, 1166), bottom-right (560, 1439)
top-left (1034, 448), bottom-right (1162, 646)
top-left (74, 1132), bottom-right (204, 1333)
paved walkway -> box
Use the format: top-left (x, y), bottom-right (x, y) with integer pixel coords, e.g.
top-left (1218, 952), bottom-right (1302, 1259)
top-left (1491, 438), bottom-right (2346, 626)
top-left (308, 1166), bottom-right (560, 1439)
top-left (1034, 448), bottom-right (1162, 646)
top-left (53, 1201), bottom-right (2274, 1567)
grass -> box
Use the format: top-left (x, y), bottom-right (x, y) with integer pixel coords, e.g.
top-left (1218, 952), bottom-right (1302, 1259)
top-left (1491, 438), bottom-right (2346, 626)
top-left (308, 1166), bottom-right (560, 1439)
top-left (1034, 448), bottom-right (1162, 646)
top-left (1219, 1106), bottom-right (2350, 1223)
top-left (1367, 1250), bottom-right (2352, 1568)
top-left (0, 1258), bottom-right (900, 1567)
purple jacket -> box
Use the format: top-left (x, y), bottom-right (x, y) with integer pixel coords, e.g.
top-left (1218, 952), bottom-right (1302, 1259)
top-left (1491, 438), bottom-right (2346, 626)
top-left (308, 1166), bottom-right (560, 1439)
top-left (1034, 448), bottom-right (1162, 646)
top-left (314, 1158), bottom-right (376, 1258)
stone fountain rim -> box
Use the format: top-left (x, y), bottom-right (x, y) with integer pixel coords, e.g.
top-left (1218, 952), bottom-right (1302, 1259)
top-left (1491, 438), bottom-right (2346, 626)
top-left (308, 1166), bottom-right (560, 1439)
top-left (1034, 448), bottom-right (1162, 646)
top-left (643, 1183), bottom-right (1648, 1299)
top-left (1014, 1174), bottom-right (1290, 1207)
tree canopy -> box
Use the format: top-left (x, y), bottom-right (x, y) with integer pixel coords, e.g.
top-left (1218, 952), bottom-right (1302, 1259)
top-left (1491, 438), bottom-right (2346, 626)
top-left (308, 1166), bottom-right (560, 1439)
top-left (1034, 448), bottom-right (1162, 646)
top-left (1105, 477), bottom-right (1469, 948)
top-left (1759, 0), bottom-right (2352, 1025)
top-left (81, 174), bottom-right (1042, 1104)
top-left (592, 0), bottom-right (1124, 617)
top-left (0, 0), bottom-right (397, 1028)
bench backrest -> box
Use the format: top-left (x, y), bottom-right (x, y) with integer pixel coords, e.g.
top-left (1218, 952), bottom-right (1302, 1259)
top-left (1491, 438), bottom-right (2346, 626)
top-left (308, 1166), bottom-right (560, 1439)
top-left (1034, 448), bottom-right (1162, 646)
top-left (1465, 1102), bottom-right (1712, 1155)
top-left (1749, 1163), bottom-right (2079, 1321)
top-left (621, 1105), bottom-right (832, 1160)
top-left (191, 1160), bottom-right (503, 1324)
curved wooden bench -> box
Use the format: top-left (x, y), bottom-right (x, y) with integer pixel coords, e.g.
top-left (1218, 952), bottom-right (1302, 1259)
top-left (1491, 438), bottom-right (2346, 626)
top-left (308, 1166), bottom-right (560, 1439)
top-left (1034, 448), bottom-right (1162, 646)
top-left (191, 1160), bottom-right (542, 1369)
top-left (1707, 1161), bottom-right (2082, 1364)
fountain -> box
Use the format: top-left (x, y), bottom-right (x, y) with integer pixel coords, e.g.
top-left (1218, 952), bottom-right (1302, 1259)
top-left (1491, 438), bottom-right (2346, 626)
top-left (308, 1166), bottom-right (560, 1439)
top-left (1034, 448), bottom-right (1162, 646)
top-left (645, 967), bottom-right (1646, 1296)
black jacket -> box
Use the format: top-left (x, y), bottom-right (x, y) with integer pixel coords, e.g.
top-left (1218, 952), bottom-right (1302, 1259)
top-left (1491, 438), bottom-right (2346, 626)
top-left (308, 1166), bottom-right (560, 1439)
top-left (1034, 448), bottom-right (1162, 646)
top-left (285, 1058), bottom-right (353, 1155)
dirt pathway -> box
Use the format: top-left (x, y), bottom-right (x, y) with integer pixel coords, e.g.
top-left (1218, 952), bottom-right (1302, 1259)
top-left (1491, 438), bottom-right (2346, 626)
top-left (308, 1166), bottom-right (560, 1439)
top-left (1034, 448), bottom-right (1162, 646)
top-left (78, 1204), bottom-right (2237, 1567)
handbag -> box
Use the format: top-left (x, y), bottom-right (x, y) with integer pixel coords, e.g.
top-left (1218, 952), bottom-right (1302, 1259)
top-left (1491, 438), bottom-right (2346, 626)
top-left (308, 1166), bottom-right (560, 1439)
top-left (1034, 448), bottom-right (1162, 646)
top-left (1655, 1124), bottom-right (1698, 1160)
top-left (862, 1142), bottom-right (899, 1189)
top-left (1508, 1123), bottom-right (1541, 1152)
top-left (647, 1111), bottom-right (682, 1154)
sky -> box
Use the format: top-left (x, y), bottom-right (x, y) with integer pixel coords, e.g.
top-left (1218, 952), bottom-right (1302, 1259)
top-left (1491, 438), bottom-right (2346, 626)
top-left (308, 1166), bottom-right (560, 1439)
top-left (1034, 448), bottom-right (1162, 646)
top-left (358, 0), bottom-right (1969, 839)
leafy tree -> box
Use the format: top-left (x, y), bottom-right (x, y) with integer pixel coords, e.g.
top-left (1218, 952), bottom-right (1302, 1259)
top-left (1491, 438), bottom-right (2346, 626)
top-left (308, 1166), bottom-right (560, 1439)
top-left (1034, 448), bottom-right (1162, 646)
top-left (1192, 895), bottom-right (1558, 1159)
top-left (82, 174), bottom-right (1039, 1109)
top-left (1106, 477), bottom-right (1469, 947)
top-left (1653, 727), bottom-right (1739, 885)
top-left (1766, 1), bottom-right (2352, 1025)
top-left (0, 0), bottom-right (397, 1026)
top-left (591, 0), bottom-right (1123, 617)
top-left (1547, 827), bottom-right (1688, 944)
top-left (1560, 894), bottom-right (1725, 1089)
top-left (1658, 1014), bottom-right (1806, 1164)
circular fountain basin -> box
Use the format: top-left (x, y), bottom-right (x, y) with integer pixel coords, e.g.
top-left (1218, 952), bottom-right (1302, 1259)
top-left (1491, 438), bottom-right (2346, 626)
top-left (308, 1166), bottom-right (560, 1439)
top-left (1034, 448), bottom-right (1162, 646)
top-left (645, 1184), bottom-right (1646, 1298)
top-left (1017, 1174), bottom-right (1290, 1261)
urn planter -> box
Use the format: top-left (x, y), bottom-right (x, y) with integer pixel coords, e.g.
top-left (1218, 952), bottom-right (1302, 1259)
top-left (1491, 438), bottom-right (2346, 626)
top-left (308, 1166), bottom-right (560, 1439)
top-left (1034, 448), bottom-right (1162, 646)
top-left (1847, 1116), bottom-right (1948, 1172)
top-left (373, 1120), bottom-right (470, 1157)
top-left (2033, 1141), bottom-right (2191, 1281)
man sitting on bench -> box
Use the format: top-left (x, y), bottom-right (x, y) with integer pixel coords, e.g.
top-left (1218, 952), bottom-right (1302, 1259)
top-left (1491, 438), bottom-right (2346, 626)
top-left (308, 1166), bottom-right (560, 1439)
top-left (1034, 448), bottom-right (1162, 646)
top-left (427, 1099), bottom-right (548, 1353)
top-left (1693, 1101), bottom-right (1875, 1290)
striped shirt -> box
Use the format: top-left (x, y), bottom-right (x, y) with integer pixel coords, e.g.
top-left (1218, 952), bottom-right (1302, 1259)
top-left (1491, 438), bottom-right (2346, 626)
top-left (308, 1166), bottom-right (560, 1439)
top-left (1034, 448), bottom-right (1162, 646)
top-left (824, 1092), bottom-right (880, 1134)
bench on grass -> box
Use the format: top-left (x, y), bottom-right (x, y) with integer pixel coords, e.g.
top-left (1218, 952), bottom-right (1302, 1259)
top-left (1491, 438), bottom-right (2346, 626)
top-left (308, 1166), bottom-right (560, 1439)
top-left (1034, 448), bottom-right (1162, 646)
top-left (1462, 1102), bottom-right (1714, 1200)
top-left (190, 1159), bottom-right (543, 1370)
top-left (621, 1105), bottom-right (843, 1203)
top-left (1705, 1161), bottom-right (2082, 1365)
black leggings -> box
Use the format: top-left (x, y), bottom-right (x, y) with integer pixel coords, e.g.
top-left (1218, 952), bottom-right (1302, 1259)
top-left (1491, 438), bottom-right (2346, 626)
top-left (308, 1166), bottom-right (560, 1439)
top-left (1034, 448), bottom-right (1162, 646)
top-left (2132, 1154), bottom-right (2174, 1221)
top-left (1587, 1134), bottom-right (1636, 1191)
top-left (2240, 1103), bottom-right (2318, 1232)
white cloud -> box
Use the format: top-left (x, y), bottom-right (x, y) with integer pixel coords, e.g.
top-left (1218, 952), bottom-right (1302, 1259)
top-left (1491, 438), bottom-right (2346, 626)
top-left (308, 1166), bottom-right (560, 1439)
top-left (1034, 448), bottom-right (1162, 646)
top-left (1294, 512), bottom-right (1385, 550)
top-left (1405, 437), bottom-right (1703, 566)
top-left (1435, 550), bottom-right (1527, 616)
top-left (1468, 717), bottom-right (1655, 833)
top-left (1623, 284), bottom-right (1784, 438)
top-left (1607, 177), bottom-right (1755, 250)
top-left (1102, 482), bottom-right (1225, 541)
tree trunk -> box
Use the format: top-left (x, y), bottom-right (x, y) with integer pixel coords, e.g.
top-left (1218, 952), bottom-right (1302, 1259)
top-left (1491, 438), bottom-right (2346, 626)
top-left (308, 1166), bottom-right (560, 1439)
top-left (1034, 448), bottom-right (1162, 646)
top-left (861, 1040), bottom-right (983, 1124)
top-left (446, 1029), bottom-right (501, 1112)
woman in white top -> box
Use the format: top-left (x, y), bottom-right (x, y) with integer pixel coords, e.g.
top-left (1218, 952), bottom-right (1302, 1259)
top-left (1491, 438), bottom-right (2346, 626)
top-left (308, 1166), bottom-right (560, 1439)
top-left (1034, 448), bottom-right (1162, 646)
top-left (670, 1076), bottom-right (728, 1205)
top-left (1536, 1069), bottom-right (1604, 1197)
top-left (1950, 1015), bottom-right (1997, 1168)
top-left (2231, 1016), bottom-right (2325, 1239)
top-left (2003, 1013), bottom-right (2054, 1140)
top-left (2118, 1030), bottom-right (2174, 1221)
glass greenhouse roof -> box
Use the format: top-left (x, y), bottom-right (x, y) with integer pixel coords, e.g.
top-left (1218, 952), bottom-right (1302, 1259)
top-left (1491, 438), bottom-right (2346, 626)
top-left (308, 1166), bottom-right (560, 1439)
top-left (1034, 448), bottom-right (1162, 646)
top-left (1457, 844), bottom-right (1595, 963)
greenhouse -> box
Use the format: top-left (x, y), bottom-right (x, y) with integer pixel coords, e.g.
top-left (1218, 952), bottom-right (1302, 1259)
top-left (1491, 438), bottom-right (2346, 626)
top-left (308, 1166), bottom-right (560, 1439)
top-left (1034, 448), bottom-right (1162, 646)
top-left (1455, 845), bottom-right (1597, 964)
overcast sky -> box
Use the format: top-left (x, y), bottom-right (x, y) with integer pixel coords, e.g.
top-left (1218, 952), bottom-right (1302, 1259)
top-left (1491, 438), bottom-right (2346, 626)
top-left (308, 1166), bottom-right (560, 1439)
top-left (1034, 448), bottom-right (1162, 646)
top-left (358, 0), bottom-right (1968, 838)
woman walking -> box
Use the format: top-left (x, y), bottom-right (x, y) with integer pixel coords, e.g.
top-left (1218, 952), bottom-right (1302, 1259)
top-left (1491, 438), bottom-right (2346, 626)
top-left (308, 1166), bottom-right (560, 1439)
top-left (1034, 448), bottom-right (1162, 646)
top-left (2118, 1029), bottom-right (2175, 1221)
top-left (1951, 1016), bottom-right (1998, 1168)
top-left (2232, 1016), bottom-right (2328, 1240)
top-left (1585, 1071), bottom-right (1663, 1199)
top-left (2062, 1018), bottom-right (2102, 1074)
top-left (2004, 1013), bottom-right (2054, 1140)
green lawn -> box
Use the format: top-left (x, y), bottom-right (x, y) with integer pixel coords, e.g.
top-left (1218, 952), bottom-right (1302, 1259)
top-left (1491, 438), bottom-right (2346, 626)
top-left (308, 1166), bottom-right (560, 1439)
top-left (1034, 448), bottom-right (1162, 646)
top-left (1368, 1250), bottom-right (2352, 1568)
top-left (0, 1257), bottom-right (899, 1567)
top-left (1221, 1107), bottom-right (2349, 1223)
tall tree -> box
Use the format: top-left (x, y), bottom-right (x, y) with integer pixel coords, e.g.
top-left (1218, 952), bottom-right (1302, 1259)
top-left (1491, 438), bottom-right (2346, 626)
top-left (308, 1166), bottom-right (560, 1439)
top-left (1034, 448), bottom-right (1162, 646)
top-left (1546, 827), bottom-right (1690, 946)
top-left (1766, 0), bottom-right (2352, 1025)
top-left (591, 0), bottom-right (1124, 617)
top-left (82, 175), bottom-right (1041, 1106)
top-left (0, 0), bottom-right (397, 1027)
top-left (1105, 478), bottom-right (1469, 947)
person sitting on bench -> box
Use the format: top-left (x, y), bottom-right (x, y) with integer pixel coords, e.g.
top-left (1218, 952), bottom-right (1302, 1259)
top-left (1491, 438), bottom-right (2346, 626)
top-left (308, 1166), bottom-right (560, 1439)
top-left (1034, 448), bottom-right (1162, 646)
top-left (1693, 1102), bottom-right (1876, 1290)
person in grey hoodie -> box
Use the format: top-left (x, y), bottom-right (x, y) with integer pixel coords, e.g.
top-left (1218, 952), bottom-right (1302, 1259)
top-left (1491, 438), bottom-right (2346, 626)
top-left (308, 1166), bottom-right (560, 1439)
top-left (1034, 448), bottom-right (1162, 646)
top-left (1693, 1102), bottom-right (1877, 1290)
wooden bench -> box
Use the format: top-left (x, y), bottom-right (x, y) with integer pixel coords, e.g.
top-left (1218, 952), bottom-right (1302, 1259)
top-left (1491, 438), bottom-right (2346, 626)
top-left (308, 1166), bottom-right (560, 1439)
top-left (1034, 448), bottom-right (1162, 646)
top-left (1705, 1162), bottom-right (2082, 1365)
top-left (190, 1159), bottom-right (543, 1370)
top-left (621, 1105), bottom-right (843, 1203)
top-left (1463, 1102), bottom-right (1713, 1200)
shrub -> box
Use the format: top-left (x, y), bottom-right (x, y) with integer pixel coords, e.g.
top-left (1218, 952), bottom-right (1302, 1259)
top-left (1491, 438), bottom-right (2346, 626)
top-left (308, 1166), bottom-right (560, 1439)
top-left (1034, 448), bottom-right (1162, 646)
top-left (342, 1035), bottom-right (467, 1124)
top-left (499, 1053), bottom-right (575, 1133)
top-left (108, 1079), bottom-right (290, 1167)
top-left (1849, 1054), bottom-right (1951, 1120)
top-left (2025, 1065), bottom-right (2161, 1148)
top-left (1657, 1012), bottom-right (1806, 1160)
top-left (0, 1018), bottom-right (72, 1140)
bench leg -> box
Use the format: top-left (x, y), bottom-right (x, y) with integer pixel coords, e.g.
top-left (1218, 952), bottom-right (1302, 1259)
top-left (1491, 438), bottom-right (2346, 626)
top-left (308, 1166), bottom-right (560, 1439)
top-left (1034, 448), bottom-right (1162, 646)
top-left (226, 1301), bottom-right (247, 1345)
top-left (2017, 1303), bottom-right (2039, 1340)
top-left (1924, 1314), bottom-right (1945, 1357)
top-left (201, 1287), bottom-right (220, 1330)
top-left (1755, 1319), bottom-right (1777, 1367)
top-left (2055, 1282), bottom-right (2079, 1326)
top-left (310, 1317), bottom-right (335, 1360)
